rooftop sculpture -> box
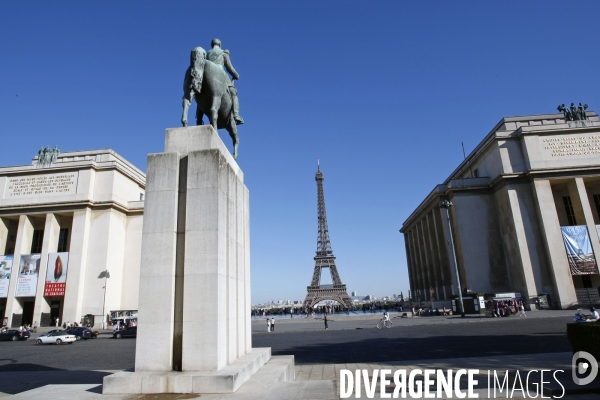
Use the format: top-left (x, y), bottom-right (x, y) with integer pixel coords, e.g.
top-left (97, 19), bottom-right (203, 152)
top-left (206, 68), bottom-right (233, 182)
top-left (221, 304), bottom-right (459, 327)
top-left (36, 146), bottom-right (60, 166)
top-left (558, 103), bottom-right (589, 121)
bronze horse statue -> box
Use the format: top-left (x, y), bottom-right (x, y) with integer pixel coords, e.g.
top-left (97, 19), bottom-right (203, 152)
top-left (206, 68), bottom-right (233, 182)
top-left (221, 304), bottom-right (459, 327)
top-left (182, 47), bottom-right (239, 159)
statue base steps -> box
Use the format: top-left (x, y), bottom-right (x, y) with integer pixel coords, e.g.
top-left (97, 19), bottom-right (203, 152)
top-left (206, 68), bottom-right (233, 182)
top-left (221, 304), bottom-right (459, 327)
top-left (103, 347), bottom-right (274, 394)
top-left (12, 356), bottom-right (340, 399)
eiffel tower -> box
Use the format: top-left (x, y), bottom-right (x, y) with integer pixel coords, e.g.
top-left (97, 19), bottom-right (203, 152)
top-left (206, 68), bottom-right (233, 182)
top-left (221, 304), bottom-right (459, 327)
top-left (302, 162), bottom-right (353, 311)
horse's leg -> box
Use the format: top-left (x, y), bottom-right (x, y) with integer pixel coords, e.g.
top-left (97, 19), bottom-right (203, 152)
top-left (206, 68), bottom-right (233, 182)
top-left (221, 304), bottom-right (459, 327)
top-left (181, 96), bottom-right (191, 127)
top-left (195, 103), bottom-right (204, 125)
top-left (226, 117), bottom-right (239, 160)
top-left (209, 96), bottom-right (221, 131)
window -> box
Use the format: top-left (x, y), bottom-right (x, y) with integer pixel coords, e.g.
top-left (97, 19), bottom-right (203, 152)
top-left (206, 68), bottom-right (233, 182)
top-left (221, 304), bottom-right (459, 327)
top-left (31, 230), bottom-right (44, 253)
top-left (563, 196), bottom-right (577, 226)
top-left (57, 228), bottom-right (69, 252)
top-left (594, 194), bottom-right (600, 221)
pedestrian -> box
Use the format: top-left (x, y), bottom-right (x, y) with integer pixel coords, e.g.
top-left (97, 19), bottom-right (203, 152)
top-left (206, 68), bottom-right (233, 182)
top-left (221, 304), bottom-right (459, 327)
top-left (518, 302), bottom-right (526, 317)
top-left (55, 317), bottom-right (59, 327)
top-left (271, 318), bottom-right (275, 332)
top-left (324, 314), bottom-right (328, 329)
top-left (267, 318), bottom-right (271, 332)
top-left (589, 307), bottom-right (599, 321)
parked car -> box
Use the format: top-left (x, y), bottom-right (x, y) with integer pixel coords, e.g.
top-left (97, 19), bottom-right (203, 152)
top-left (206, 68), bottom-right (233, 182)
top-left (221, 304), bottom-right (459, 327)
top-left (113, 326), bottom-right (136, 339)
top-left (36, 330), bottom-right (76, 345)
top-left (0, 329), bottom-right (30, 341)
top-left (40, 329), bottom-right (63, 336)
top-left (69, 327), bottom-right (98, 340)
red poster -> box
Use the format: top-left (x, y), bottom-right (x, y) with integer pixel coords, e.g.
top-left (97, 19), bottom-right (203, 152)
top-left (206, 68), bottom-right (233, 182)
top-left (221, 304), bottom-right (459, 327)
top-left (44, 252), bottom-right (69, 297)
top-left (44, 282), bottom-right (66, 297)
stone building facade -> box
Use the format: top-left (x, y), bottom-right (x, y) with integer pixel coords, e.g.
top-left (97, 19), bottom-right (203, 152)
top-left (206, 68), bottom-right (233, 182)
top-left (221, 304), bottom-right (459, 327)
top-left (400, 111), bottom-right (600, 309)
top-left (0, 149), bottom-right (145, 327)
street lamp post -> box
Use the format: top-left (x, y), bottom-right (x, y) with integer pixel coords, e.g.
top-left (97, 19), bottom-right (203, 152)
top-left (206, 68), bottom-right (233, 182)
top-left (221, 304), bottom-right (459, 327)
top-left (101, 270), bottom-right (110, 329)
top-left (439, 200), bottom-right (465, 318)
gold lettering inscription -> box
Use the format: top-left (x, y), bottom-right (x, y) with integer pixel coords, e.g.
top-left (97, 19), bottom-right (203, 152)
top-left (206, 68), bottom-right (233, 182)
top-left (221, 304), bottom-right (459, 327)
top-left (542, 135), bottom-right (600, 157)
top-left (7, 173), bottom-right (76, 197)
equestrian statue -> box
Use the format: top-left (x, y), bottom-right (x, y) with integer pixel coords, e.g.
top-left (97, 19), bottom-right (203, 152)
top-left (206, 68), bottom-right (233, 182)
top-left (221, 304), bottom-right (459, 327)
top-left (181, 38), bottom-right (245, 159)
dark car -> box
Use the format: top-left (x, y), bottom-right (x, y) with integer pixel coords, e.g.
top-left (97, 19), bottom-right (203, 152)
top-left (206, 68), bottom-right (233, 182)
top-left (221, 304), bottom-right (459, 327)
top-left (68, 327), bottom-right (98, 340)
top-left (0, 329), bottom-right (30, 341)
top-left (113, 326), bottom-right (136, 339)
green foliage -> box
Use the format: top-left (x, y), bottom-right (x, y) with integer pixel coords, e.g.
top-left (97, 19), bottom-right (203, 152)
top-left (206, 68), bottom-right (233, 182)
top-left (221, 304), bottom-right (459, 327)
top-left (566, 323), bottom-right (600, 360)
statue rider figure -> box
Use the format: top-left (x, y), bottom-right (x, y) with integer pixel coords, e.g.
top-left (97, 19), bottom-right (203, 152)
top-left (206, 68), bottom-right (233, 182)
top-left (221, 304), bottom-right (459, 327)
top-left (206, 38), bottom-right (244, 125)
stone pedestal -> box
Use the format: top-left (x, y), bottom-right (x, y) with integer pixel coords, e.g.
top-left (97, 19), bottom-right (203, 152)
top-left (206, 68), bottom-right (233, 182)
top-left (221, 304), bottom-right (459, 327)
top-left (103, 126), bottom-right (282, 394)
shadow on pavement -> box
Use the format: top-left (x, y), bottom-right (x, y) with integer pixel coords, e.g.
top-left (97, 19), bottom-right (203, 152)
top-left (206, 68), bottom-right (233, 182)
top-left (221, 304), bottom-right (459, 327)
top-left (0, 369), bottom-right (111, 395)
top-left (256, 332), bottom-right (571, 364)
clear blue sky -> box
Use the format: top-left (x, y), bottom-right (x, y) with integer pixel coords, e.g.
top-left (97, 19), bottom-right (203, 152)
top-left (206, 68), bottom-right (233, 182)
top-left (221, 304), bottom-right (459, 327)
top-left (1, 2), bottom-right (599, 304)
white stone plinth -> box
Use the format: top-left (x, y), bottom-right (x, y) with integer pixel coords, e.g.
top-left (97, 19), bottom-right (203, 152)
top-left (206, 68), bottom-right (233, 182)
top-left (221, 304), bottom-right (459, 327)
top-left (103, 348), bottom-right (271, 394)
top-left (104, 126), bottom-right (260, 394)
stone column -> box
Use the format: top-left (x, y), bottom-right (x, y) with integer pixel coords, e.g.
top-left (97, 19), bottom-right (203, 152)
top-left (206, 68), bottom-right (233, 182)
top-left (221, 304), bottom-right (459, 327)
top-left (505, 187), bottom-right (542, 301)
top-left (431, 211), bottom-right (449, 300)
top-left (0, 218), bottom-right (9, 254)
top-left (567, 180), bottom-right (586, 225)
top-left (425, 212), bottom-right (440, 301)
top-left (409, 228), bottom-right (423, 301)
top-left (439, 208), bottom-right (459, 296)
top-left (402, 233), bottom-right (413, 296)
top-left (62, 209), bottom-right (91, 325)
top-left (531, 179), bottom-right (577, 308)
top-left (573, 178), bottom-right (600, 261)
top-left (181, 149), bottom-right (228, 371)
top-left (135, 152), bottom-right (180, 372)
top-left (32, 213), bottom-right (60, 325)
top-left (4, 215), bottom-right (34, 326)
top-left (182, 145), bottom-right (249, 371)
top-left (98, 210), bottom-right (127, 322)
top-left (418, 219), bottom-right (432, 302)
top-left (408, 230), bottom-right (421, 300)
top-left (242, 183), bottom-right (251, 353)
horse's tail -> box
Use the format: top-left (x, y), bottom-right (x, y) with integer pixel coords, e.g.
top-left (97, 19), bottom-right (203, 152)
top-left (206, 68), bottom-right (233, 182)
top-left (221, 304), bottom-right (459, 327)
top-left (190, 47), bottom-right (206, 93)
top-left (183, 67), bottom-right (192, 95)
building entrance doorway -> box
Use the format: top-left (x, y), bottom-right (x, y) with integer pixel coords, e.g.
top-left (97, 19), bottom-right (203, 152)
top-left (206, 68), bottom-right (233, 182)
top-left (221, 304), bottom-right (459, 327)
top-left (21, 300), bottom-right (35, 326)
top-left (0, 299), bottom-right (6, 325)
top-left (50, 300), bottom-right (61, 326)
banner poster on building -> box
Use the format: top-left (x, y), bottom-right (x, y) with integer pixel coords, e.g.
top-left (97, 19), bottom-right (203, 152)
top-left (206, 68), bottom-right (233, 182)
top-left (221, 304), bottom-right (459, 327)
top-left (15, 254), bottom-right (41, 297)
top-left (44, 252), bottom-right (69, 297)
top-left (561, 226), bottom-right (598, 275)
top-left (0, 255), bottom-right (14, 298)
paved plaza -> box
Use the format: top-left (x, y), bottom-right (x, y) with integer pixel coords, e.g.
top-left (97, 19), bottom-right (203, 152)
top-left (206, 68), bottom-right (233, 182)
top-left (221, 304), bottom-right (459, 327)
top-left (2, 311), bottom-right (599, 398)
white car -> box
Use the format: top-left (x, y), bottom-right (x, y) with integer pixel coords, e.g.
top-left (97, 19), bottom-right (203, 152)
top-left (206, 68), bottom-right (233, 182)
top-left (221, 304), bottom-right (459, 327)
top-left (36, 330), bottom-right (76, 345)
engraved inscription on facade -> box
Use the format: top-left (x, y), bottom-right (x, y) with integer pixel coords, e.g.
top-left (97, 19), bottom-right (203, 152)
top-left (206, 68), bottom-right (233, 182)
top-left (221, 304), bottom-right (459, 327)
top-left (4, 172), bottom-right (78, 199)
top-left (541, 134), bottom-right (600, 157)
